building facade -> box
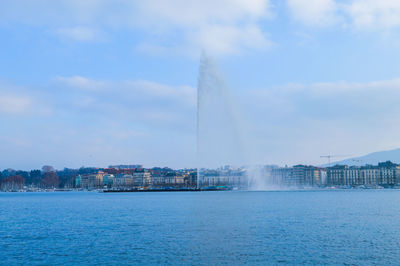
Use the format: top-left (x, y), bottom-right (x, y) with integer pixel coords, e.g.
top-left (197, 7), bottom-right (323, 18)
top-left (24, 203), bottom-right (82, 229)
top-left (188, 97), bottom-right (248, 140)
top-left (327, 161), bottom-right (400, 187)
top-left (271, 165), bottom-right (326, 187)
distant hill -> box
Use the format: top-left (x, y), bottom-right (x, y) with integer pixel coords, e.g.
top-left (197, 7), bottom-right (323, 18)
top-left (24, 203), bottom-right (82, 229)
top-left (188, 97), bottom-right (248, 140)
top-left (331, 148), bottom-right (400, 166)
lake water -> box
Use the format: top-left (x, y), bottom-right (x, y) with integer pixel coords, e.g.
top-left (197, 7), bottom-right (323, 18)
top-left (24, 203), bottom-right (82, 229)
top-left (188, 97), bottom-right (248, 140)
top-left (1, 190), bottom-right (400, 265)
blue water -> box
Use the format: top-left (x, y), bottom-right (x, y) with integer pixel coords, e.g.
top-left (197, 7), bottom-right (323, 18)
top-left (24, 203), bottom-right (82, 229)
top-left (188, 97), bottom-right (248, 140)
top-left (1, 190), bottom-right (400, 265)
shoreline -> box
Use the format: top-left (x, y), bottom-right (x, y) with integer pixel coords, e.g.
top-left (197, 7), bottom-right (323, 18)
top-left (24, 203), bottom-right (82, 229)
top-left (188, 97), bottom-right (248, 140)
top-left (2, 187), bottom-right (400, 193)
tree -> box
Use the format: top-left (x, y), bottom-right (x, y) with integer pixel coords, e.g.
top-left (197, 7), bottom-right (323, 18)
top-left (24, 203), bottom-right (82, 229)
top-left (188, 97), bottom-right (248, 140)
top-left (16, 170), bottom-right (29, 181)
top-left (2, 168), bottom-right (16, 177)
top-left (42, 165), bottom-right (55, 173)
top-left (30, 170), bottom-right (42, 186)
top-left (41, 172), bottom-right (59, 188)
top-left (0, 175), bottom-right (25, 191)
top-left (57, 168), bottom-right (78, 188)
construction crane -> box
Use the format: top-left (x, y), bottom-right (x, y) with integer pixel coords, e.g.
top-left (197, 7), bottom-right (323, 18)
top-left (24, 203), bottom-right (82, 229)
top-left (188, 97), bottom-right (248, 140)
top-left (320, 154), bottom-right (352, 167)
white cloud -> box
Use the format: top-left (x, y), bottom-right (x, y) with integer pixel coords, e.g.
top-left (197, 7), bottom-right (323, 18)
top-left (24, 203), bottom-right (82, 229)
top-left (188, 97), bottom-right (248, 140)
top-left (0, 77), bottom-right (198, 169)
top-left (135, 43), bottom-right (171, 56)
top-left (0, 0), bottom-right (272, 56)
top-left (0, 0), bottom-right (270, 27)
top-left (136, 0), bottom-right (272, 56)
top-left (137, 24), bottom-right (273, 57)
top-left (127, 80), bottom-right (196, 105)
top-left (55, 76), bottom-right (196, 106)
top-left (54, 76), bottom-right (196, 127)
top-left (55, 76), bottom-right (106, 91)
top-left (133, 0), bottom-right (270, 28)
top-left (46, 75), bottom-right (400, 167)
top-left (188, 24), bottom-right (272, 56)
top-left (55, 26), bottom-right (104, 42)
top-left (254, 78), bottom-right (400, 120)
top-left (286, 0), bottom-right (400, 31)
top-left (3, 0), bottom-right (400, 49)
top-left (0, 87), bottom-right (53, 117)
top-left (245, 77), bottom-right (400, 165)
top-left (345, 0), bottom-right (400, 30)
top-left (287, 0), bottom-right (339, 26)
top-left (276, 78), bottom-right (400, 95)
top-left (4, 74), bottom-right (400, 168)
top-left (0, 95), bottom-right (32, 114)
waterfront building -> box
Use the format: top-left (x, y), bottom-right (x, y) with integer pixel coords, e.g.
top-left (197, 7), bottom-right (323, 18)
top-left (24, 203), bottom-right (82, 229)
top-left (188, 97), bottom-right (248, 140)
top-left (361, 168), bottom-right (379, 186)
top-left (326, 161), bottom-right (400, 187)
top-left (344, 168), bottom-right (361, 186)
top-left (292, 165), bottom-right (322, 187)
top-left (271, 165), bottom-right (325, 187)
top-left (113, 174), bottom-right (133, 188)
top-left (102, 174), bottom-right (114, 187)
top-left (270, 167), bottom-right (291, 185)
top-left (223, 168), bottom-right (247, 188)
top-left (133, 170), bottom-right (150, 187)
top-left (125, 175), bottom-right (134, 187)
top-left (175, 173), bottom-right (185, 185)
top-left (75, 175), bottom-right (81, 188)
top-left (149, 167), bottom-right (176, 187)
top-left (149, 174), bottom-right (164, 186)
top-left (199, 168), bottom-right (246, 187)
top-left (6, 161), bottom-right (398, 191)
top-left (378, 161), bottom-right (400, 186)
top-left (80, 174), bottom-right (89, 189)
top-left (78, 171), bottom-right (106, 189)
top-left (186, 171), bottom-right (197, 187)
top-left (88, 174), bottom-right (97, 188)
top-left (327, 165), bottom-right (347, 186)
top-left (200, 169), bottom-right (220, 186)
top-left (95, 171), bottom-right (105, 187)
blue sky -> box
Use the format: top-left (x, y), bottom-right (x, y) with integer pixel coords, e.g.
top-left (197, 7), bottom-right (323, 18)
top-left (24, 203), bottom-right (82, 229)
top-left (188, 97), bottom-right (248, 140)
top-left (2, 0), bottom-right (400, 170)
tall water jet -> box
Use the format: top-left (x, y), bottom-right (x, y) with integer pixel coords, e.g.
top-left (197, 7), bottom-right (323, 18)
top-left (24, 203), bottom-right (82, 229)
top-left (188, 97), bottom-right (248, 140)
top-left (196, 53), bottom-right (277, 190)
top-left (196, 53), bottom-right (245, 187)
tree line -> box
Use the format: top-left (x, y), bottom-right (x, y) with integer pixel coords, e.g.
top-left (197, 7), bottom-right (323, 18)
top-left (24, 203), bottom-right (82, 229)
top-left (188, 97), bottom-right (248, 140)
top-left (0, 166), bottom-right (101, 190)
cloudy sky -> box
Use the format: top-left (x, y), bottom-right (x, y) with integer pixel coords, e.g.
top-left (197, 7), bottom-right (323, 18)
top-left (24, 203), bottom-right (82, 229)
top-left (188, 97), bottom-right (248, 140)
top-left (2, 0), bottom-right (400, 170)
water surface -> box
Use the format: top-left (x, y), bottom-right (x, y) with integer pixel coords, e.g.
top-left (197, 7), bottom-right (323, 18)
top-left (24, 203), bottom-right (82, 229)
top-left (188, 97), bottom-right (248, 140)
top-left (1, 190), bottom-right (400, 265)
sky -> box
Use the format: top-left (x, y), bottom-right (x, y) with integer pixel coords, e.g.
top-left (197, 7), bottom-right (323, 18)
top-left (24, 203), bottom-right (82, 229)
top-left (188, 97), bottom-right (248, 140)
top-left (2, 0), bottom-right (400, 170)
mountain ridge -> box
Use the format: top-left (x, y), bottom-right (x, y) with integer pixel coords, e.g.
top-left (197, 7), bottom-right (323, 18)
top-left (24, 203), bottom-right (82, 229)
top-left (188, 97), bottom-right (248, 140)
top-left (330, 148), bottom-right (400, 166)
